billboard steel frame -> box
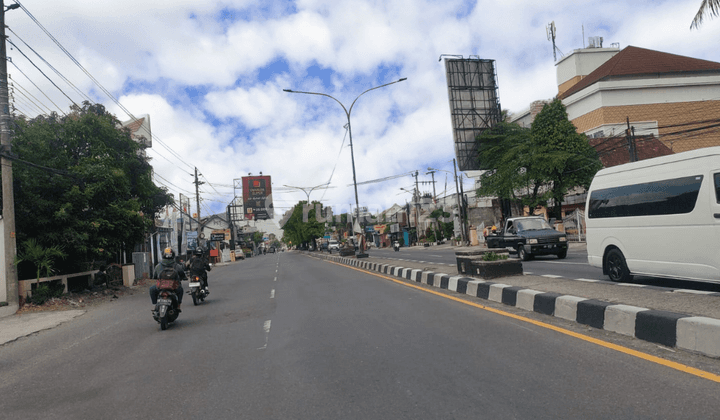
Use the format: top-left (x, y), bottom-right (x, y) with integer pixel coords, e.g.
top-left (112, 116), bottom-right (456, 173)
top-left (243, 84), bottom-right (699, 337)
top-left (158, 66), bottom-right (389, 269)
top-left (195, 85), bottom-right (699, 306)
top-left (444, 57), bottom-right (502, 171)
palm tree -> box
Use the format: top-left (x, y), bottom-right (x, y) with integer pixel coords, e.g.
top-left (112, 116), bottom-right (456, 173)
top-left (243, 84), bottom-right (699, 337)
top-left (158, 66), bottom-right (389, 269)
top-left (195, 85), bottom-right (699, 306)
top-left (691, 0), bottom-right (720, 29)
top-left (15, 238), bottom-right (67, 284)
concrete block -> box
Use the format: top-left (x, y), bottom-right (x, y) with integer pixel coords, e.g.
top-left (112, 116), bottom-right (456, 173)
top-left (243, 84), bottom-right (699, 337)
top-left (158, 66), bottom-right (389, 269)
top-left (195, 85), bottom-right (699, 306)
top-left (677, 316), bottom-right (720, 357)
top-left (635, 310), bottom-right (689, 348)
top-left (465, 280), bottom-right (486, 297)
top-left (555, 296), bottom-right (587, 321)
top-left (516, 289), bottom-right (543, 312)
top-left (411, 269), bottom-right (422, 282)
top-left (433, 274), bottom-right (449, 288)
top-left (448, 276), bottom-right (462, 292)
top-left (456, 278), bottom-right (471, 294)
top-left (421, 272), bottom-right (433, 284)
top-left (577, 299), bottom-right (614, 329)
top-left (488, 284), bottom-right (511, 303)
top-left (604, 305), bottom-right (648, 337)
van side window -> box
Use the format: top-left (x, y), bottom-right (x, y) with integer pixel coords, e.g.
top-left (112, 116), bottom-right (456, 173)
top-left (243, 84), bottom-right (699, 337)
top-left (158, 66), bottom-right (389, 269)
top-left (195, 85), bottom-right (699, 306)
top-left (588, 175), bottom-right (703, 218)
top-left (715, 173), bottom-right (720, 203)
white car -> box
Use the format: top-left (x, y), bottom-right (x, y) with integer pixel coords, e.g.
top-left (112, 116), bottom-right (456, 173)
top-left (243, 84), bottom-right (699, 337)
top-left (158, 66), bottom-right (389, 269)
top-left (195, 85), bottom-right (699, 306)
top-left (328, 240), bottom-right (340, 251)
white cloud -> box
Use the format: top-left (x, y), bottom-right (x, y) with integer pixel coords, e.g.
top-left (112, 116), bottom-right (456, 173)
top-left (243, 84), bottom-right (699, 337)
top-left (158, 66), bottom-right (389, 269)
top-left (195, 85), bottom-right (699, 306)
top-left (8, 0), bottom-right (719, 227)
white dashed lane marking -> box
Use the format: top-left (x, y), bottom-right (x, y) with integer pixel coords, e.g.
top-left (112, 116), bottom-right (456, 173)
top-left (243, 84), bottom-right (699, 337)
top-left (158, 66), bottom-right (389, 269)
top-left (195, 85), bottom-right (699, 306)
top-left (258, 320), bottom-right (271, 350)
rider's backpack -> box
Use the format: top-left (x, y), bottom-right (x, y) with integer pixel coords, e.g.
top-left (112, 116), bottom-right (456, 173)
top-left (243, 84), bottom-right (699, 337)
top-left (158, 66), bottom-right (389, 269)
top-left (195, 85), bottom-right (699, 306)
top-left (156, 265), bottom-right (179, 290)
top-left (190, 257), bottom-right (205, 273)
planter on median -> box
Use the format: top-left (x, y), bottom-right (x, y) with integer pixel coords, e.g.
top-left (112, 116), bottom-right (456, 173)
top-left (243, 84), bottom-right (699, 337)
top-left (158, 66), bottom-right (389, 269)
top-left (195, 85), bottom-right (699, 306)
top-left (455, 248), bottom-right (510, 275)
top-left (339, 247), bottom-right (355, 257)
top-left (455, 248), bottom-right (521, 280)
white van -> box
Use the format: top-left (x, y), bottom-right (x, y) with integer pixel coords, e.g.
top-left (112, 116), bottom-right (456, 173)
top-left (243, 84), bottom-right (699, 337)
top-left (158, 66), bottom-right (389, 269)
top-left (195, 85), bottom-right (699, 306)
top-left (585, 146), bottom-right (720, 283)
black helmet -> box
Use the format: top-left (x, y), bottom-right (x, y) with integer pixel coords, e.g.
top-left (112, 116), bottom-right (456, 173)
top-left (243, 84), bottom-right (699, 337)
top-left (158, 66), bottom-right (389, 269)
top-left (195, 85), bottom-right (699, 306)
top-left (163, 247), bottom-right (175, 260)
top-left (193, 249), bottom-right (203, 256)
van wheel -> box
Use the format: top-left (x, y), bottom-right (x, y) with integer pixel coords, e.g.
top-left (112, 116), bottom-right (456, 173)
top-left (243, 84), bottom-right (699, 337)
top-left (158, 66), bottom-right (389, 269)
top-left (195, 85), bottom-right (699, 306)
top-left (557, 250), bottom-right (567, 259)
top-left (606, 249), bottom-right (632, 282)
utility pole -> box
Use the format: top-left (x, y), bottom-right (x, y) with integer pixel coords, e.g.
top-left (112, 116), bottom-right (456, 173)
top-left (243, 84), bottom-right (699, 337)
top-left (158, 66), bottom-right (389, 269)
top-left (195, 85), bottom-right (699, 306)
top-left (1, 1), bottom-right (19, 308)
top-left (452, 159), bottom-right (467, 246)
top-left (193, 167), bottom-right (204, 232)
top-left (626, 117), bottom-right (637, 163)
top-left (413, 171), bottom-right (420, 240)
top-left (426, 170), bottom-right (437, 203)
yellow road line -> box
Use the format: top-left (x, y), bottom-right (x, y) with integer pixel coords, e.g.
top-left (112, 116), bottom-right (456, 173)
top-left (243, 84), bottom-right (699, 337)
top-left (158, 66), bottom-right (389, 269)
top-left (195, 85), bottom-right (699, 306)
top-left (325, 258), bottom-right (720, 384)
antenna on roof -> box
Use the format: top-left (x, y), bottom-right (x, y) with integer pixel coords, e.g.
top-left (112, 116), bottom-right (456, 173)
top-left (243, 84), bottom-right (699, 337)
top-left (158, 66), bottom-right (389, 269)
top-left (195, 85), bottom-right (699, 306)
top-left (547, 21), bottom-right (558, 61)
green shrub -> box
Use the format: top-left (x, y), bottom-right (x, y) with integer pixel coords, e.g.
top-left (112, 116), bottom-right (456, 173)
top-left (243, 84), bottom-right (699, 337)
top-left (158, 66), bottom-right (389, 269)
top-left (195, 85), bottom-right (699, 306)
top-left (31, 281), bottom-right (65, 305)
top-left (482, 252), bottom-right (508, 262)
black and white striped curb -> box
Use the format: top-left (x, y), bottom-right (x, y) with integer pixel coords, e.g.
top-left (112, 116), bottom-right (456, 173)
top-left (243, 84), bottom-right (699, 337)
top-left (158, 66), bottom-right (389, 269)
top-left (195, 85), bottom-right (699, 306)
top-left (372, 256), bottom-right (720, 296)
top-left (308, 253), bottom-right (720, 359)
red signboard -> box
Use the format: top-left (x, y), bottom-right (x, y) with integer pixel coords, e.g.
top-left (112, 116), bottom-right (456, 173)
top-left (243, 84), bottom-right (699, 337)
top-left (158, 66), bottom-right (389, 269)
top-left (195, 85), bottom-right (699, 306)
top-left (242, 176), bottom-right (273, 220)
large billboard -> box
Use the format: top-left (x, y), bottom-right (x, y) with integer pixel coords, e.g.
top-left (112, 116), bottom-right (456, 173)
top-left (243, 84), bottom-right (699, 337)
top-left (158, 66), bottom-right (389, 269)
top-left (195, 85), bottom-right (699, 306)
top-left (444, 58), bottom-right (502, 171)
top-left (242, 176), bottom-right (273, 220)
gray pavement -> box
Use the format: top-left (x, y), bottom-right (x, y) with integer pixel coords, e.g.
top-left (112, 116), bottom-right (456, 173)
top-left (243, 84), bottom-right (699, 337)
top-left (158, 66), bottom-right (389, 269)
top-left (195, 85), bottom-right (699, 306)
top-left (305, 245), bottom-right (720, 358)
top-left (0, 309), bottom-right (86, 346)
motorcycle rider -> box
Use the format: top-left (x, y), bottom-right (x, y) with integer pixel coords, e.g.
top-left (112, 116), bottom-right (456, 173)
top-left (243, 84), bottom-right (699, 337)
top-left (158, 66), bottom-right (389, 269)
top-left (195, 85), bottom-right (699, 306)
top-left (150, 247), bottom-right (186, 312)
top-left (187, 248), bottom-right (211, 294)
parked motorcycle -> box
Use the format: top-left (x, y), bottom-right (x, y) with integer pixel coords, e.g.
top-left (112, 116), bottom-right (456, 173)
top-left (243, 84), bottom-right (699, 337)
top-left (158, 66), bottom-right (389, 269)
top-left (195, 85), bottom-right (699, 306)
top-left (152, 279), bottom-right (181, 330)
top-left (188, 273), bottom-right (208, 305)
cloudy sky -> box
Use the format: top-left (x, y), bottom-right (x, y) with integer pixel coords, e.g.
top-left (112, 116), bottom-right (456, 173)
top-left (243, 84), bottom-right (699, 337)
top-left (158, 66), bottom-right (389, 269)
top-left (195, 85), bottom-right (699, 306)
top-left (6, 0), bottom-right (720, 229)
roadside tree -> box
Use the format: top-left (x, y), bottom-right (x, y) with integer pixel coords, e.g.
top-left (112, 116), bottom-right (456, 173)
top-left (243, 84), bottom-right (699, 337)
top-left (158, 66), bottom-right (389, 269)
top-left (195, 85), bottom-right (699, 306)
top-left (281, 201), bottom-right (325, 248)
top-left (477, 99), bottom-right (601, 220)
top-left (7, 103), bottom-right (173, 276)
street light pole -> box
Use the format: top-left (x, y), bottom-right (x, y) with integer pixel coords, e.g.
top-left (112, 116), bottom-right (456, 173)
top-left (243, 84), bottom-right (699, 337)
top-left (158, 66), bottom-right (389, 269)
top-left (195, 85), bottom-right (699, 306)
top-left (283, 183), bottom-right (331, 203)
top-left (284, 78), bottom-right (407, 255)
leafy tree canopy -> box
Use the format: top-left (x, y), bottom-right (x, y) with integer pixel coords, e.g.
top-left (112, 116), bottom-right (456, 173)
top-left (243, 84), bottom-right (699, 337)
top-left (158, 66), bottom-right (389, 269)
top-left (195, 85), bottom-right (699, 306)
top-left (281, 201), bottom-right (325, 246)
top-left (6, 102), bottom-right (173, 275)
top-left (476, 99), bottom-right (602, 219)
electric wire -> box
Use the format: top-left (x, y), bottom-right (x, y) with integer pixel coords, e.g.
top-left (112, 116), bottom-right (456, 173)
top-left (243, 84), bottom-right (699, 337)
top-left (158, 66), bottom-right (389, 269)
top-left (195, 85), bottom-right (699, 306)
top-left (8, 26), bottom-right (91, 104)
top-left (319, 124), bottom-right (349, 202)
top-left (12, 90), bottom-right (44, 116)
top-left (11, 79), bottom-right (50, 114)
top-left (7, 61), bottom-right (65, 115)
top-left (15, 0), bottom-right (196, 172)
top-left (7, 38), bottom-right (77, 109)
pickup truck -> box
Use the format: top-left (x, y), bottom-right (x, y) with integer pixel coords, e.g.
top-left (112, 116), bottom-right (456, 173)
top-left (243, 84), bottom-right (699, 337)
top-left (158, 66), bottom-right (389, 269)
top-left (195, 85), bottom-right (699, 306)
top-left (485, 216), bottom-right (568, 261)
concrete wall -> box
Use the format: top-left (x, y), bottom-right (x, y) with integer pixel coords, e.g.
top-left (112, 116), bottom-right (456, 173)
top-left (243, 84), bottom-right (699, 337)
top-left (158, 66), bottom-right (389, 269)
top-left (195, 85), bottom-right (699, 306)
top-left (467, 206), bottom-right (501, 229)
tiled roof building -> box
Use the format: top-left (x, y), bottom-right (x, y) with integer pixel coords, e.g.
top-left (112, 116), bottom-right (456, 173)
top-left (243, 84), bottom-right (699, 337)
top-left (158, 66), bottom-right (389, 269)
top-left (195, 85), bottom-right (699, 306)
top-left (558, 46), bottom-right (720, 154)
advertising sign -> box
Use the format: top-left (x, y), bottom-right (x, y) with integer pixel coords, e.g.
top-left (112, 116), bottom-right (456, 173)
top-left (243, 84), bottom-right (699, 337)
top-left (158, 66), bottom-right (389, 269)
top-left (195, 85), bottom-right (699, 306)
top-left (444, 58), bottom-right (502, 171)
top-left (242, 175), bottom-right (273, 220)
top-left (211, 229), bottom-right (231, 241)
top-left (187, 231), bottom-right (198, 251)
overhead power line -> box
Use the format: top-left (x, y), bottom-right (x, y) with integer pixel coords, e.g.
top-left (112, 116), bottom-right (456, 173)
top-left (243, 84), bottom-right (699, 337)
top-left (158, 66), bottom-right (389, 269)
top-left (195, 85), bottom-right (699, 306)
top-left (7, 63), bottom-right (64, 114)
top-left (8, 26), bottom-right (92, 104)
top-left (7, 38), bottom-right (77, 109)
top-left (14, 0), bottom-right (196, 172)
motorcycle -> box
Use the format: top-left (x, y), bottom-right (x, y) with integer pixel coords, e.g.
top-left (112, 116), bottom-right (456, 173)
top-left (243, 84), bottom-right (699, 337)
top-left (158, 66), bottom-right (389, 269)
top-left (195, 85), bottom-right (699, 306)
top-left (188, 273), bottom-right (208, 305)
top-left (152, 279), bottom-right (181, 330)
top-left (393, 242), bottom-right (400, 252)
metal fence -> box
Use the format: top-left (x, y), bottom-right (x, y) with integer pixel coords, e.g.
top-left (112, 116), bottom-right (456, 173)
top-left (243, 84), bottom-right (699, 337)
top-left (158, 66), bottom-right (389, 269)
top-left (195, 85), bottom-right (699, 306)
top-left (562, 209), bottom-right (585, 242)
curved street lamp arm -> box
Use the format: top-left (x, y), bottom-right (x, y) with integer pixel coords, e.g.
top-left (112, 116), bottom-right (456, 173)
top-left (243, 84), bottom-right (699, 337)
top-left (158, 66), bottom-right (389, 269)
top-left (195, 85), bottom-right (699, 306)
top-left (283, 89), bottom-right (349, 118)
top-left (348, 78), bottom-right (407, 116)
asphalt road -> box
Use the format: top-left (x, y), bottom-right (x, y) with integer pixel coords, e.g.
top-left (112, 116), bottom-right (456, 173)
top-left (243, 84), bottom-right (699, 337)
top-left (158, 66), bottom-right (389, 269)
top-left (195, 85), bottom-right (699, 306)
top-left (370, 245), bottom-right (720, 293)
top-left (1, 252), bottom-right (719, 419)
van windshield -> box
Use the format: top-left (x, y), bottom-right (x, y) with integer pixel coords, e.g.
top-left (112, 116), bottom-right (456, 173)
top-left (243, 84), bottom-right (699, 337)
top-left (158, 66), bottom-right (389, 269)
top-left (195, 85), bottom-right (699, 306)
top-left (516, 219), bottom-right (552, 231)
